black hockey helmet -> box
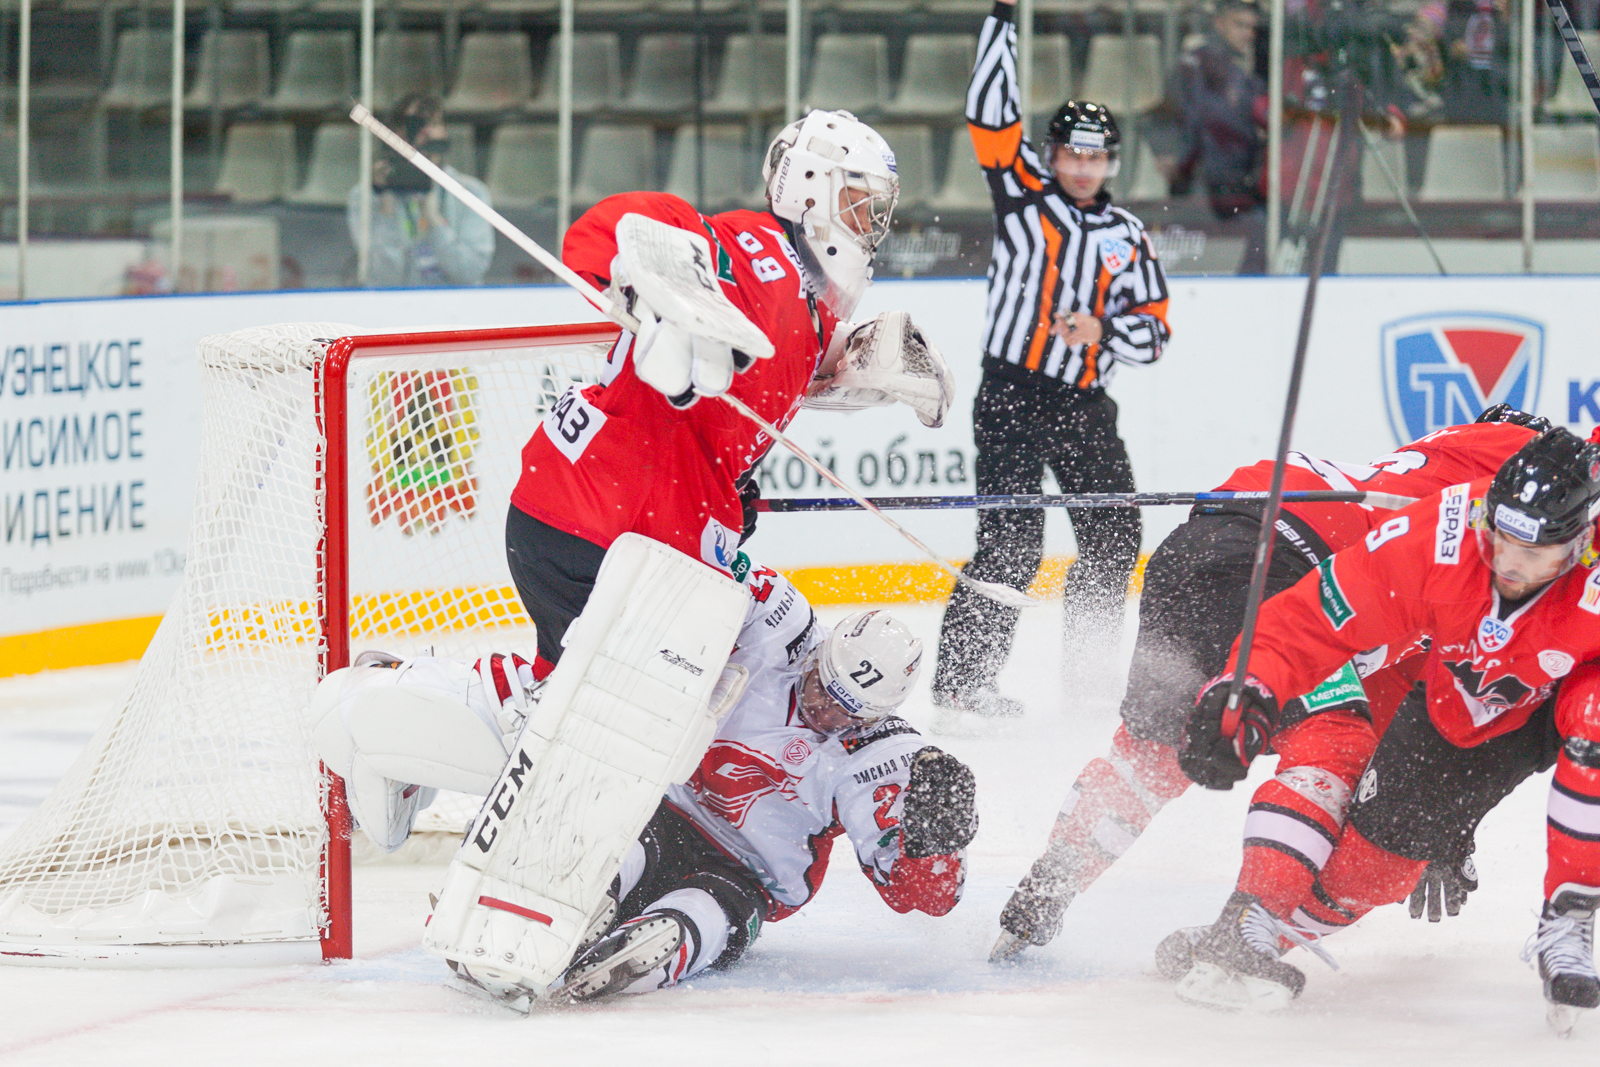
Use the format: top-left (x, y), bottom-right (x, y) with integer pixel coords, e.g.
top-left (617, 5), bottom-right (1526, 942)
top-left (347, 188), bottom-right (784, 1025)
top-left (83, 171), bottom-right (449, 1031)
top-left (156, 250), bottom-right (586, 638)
top-left (1046, 100), bottom-right (1122, 161)
top-left (1474, 403), bottom-right (1553, 434)
top-left (1484, 428), bottom-right (1600, 546)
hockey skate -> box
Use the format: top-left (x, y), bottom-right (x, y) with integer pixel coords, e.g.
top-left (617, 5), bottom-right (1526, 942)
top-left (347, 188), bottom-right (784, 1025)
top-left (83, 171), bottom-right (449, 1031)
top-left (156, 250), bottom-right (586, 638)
top-left (1153, 925), bottom-right (1208, 981)
top-left (991, 858), bottom-right (1074, 962)
top-left (1521, 884), bottom-right (1600, 1036)
top-left (553, 912), bottom-right (690, 1002)
top-left (1175, 892), bottom-right (1332, 1012)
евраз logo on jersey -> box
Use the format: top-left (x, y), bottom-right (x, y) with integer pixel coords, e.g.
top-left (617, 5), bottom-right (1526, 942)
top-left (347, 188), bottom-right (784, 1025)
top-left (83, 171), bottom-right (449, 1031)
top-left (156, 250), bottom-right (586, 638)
top-left (1380, 313), bottom-right (1545, 444)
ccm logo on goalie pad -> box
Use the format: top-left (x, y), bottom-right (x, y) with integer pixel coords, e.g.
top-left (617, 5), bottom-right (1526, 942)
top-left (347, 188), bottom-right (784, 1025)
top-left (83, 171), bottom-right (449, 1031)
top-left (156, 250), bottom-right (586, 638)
top-left (471, 747), bottom-right (536, 853)
top-left (543, 386), bottom-right (607, 464)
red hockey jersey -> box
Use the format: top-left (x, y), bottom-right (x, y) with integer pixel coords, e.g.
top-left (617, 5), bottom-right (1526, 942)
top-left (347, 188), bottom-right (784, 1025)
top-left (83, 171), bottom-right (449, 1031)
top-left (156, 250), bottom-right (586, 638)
top-left (510, 192), bottom-right (841, 572)
top-left (1235, 475), bottom-right (1600, 747)
top-left (1216, 422), bottom-right (1536, 555)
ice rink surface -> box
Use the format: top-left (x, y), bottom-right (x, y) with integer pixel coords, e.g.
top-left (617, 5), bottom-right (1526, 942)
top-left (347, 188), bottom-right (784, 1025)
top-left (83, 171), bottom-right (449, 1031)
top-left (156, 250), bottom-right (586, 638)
top-left (0, 602), bottom-right (1591, 1065)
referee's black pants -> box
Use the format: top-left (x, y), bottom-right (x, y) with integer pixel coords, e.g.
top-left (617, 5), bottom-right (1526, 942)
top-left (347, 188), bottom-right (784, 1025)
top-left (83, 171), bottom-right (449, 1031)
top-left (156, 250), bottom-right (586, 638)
top-left (933, 375), bottom-right (1141, 695)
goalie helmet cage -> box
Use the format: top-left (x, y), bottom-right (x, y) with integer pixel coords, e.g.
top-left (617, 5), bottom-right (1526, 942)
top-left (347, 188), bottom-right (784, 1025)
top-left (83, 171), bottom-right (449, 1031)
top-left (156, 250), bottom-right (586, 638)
top-left (0, 319), bottom-right (619, 966)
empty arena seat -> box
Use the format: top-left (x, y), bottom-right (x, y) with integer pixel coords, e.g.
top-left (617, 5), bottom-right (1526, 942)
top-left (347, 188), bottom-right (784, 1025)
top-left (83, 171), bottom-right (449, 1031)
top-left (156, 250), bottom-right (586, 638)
top-left (664, 124), bottom-right (759, 209)
top-left (1543, 31), bottom-right (1600, 118)
top-left (485, 123), bottom-right (558, 206)
top-left (185, 30), bottom-right (271, 109)
top-left (709, 33), bottom-right (786, 113)
top-left (269, 31), bottom-right (356, 110)
top-left (805, 34), bottom-right (889, 112)
top-left (1419, 125), bottom-right (1505, 201)
top-left (624, 34), bottom-right (699, 113)
top-left (1107, 137), bottom-right (1165, 201)
top-left (573, 124), bottom-right (657, 205)
top-left (531, 33), bottom-right (624, 113)
top-left (444, 123), bottom-right (479, 178)
top-left (292, 122), bottom-right (360, 206)
top-left (1360, 135), bottom-right (1408, 201)
top-left (101, 30), bottom-right (174, 108)
top-left (1080, 34), bottom-right (1163, 115)
top-left (887, 34), bottom-right (977, 116)
top-left (931, 127), bottom-right (992, 210)
top-left (1532, 123), bottom-right (1600, 200)
top-left (375, 32), bottom-right (445, 109)
top-left (445, 33), bottom-right (535, 112)
top-left (875, 122), bottom-right (936, 207)
top-left (1030, 34), bottom-right (1073, 113)
top-left (215, 122), bottom-right (298, 203)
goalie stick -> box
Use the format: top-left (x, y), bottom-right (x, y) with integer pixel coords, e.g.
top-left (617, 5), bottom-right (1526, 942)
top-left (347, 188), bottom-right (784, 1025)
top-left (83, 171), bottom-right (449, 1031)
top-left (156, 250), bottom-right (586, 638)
top-left (349, 104), bottom-right (1038, 612)
top-left (757, 489), bottom-right (1420, 512)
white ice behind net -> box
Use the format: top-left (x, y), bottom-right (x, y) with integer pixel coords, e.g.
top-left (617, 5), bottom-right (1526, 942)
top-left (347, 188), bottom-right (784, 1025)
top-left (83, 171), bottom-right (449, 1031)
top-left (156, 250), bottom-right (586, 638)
top-left (0, 322), bottom-right (608, 954)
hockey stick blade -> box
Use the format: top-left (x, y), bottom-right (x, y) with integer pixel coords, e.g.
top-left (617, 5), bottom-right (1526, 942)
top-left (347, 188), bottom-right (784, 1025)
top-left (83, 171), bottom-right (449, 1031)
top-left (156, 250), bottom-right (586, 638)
top-left (351, 103), bottom-right (1041, 611)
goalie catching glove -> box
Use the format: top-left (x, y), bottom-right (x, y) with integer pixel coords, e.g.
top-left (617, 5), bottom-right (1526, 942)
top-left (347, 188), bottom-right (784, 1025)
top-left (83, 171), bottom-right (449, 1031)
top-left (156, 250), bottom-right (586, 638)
top-left (1179, 674), bottom-right (1278, 790)
top-left (806, 311), bottom-right (955, 428)
top-left (611, 212), bottom-right (773, 408)
top-left (899, 746), bottom-right (978, 858)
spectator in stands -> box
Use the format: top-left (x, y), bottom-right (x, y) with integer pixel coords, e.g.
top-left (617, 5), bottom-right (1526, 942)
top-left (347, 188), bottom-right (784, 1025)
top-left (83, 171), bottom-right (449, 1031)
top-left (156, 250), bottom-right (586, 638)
top-left (346, 93), bottom-right (495, 287)
top-left (1439, 0), bottom-right (1511, 124)
top-left (1389, 1), bottom-right (1448, 123)
top-left (1169, 0), bottom-right (1269, 272)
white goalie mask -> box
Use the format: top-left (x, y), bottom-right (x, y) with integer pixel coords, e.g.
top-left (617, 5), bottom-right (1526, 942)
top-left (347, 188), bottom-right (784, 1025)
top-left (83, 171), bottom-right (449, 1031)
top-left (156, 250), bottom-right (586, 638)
top-left (800, 610), bottom-right (923, 731)
top-left (763, 109), bottom-right (899, 320)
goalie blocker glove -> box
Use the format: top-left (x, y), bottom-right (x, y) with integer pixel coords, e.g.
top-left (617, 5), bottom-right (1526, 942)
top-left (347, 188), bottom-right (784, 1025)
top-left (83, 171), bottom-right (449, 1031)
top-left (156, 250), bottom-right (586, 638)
top-left (1180, 674), bottom-right (1279, 790)
top-left (899, 746), bottom-right (978, 858)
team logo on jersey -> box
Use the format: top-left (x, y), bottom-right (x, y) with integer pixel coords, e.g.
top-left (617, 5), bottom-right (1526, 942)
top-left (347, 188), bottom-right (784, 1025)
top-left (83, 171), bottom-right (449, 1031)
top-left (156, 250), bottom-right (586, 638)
top-left (689, 740), bottom-right (800, 827)
top-left (1357, 768), bottom-right (1378, 803)
top-left (1435, 483), bottom-right (1470, 564)
top-left (1100, 236), bottom-right (1134, 273)
top-left (782, 737), bottom-right (812, 765)
top-left (1476, 614), bottom-right (1513, 653)
top-left (1442, 658), bottom-right (1540, 727)
top-left (1380, 313), bottom-right (1544, 444)
top-left (700, 516), bottom-right (740, 573)
top-left (1540, 649), bottom-right (1576, 678)
top-left (1581, 567), bottom-right (1600, 615)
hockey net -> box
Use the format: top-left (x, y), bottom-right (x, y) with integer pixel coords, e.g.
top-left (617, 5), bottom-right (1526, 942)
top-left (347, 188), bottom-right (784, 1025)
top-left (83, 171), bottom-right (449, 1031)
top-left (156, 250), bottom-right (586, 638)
top-left (0, 320), bottom-right (618, 964)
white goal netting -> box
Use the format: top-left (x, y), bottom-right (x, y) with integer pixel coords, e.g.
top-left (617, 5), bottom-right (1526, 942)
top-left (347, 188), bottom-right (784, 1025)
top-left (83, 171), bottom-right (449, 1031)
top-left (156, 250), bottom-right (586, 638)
top-left (0, 321), bottom-right (612, 960)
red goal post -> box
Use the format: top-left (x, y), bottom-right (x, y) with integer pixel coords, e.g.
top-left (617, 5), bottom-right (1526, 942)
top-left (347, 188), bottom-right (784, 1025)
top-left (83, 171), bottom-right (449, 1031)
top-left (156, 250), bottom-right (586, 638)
top-left (0, 320), bottom-right (619, 965)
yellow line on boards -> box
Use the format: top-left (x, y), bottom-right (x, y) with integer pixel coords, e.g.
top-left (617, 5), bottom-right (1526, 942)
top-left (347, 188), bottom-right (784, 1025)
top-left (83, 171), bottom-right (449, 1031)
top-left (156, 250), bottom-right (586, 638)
top-left (0, 555), bottom-right (1149, 677)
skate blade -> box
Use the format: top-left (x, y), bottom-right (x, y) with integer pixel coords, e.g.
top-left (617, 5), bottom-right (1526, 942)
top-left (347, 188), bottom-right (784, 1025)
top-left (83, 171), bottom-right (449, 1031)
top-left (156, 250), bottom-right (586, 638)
top-left (555, 916), bottom-right (683, 1002)
top-left (1547, 1003), bottom-right (1589, 1038)
top-left (445, 960), bottom-right (538, 1014)
top-left (1175, 962), bottom-right (1293, 1013)
top-left (990, 930), bottom-right (1030, 963)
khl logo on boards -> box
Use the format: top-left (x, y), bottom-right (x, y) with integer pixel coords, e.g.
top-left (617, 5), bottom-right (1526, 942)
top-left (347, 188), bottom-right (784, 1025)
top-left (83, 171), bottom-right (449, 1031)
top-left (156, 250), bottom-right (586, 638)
top-left (1380, 313), bottom-right (1545, 444)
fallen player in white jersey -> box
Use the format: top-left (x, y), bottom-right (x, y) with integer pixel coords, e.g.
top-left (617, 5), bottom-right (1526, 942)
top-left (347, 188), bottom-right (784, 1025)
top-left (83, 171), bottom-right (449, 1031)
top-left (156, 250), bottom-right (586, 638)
top-left (312, 554), bottom-right (978, 1002)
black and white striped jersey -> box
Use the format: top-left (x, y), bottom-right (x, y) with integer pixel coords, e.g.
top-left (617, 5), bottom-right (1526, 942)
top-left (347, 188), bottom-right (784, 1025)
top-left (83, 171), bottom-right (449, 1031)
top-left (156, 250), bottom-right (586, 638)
top-left (966, 3), bottom-right (1171, 392)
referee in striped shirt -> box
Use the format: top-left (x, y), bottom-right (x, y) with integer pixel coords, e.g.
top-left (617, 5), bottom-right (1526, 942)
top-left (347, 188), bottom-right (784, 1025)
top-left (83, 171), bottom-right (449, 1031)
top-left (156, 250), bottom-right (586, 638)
top-left (933, 0), bottom-right (1172, 719)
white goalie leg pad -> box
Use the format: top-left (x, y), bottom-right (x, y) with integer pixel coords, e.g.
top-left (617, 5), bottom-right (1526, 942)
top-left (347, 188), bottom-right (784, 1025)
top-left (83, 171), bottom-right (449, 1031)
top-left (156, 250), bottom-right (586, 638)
top-left (422, 533), bottom-right (750, 993)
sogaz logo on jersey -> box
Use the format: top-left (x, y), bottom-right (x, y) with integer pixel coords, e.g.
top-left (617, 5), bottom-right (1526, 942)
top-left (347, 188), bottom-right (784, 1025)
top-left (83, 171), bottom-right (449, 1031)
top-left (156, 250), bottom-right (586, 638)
top-left (1380, 313), bottom-right (1545, 444)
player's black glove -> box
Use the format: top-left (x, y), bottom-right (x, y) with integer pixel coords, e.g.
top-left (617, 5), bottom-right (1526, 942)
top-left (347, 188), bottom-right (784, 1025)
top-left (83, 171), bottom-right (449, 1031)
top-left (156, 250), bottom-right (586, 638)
top-left (1179, 673), bottom-right (1278, 791)
top-left (900, 746), bottom-right (978, 858)
top-left (1474, 403), bottom-right (1552, 433)
top-left (1408, 847), bottom-right (1478, 921)
top-left (736, 472), bottom-right (761, 545)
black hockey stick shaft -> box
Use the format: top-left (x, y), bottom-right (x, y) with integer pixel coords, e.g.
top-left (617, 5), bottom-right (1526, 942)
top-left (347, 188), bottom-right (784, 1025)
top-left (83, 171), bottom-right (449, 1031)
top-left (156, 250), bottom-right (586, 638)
top-left (755, 489), bottom-right (1416, 512)
top-left (1227, 77), bottom-right (1361, 715)
top-left (1544, 0), bottom-right (1600, 115)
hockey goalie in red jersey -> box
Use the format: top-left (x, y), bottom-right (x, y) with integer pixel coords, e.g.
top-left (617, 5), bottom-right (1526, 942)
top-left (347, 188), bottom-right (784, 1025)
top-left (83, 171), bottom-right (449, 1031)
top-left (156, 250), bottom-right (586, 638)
top-left (992, 406), bottom-right (1546, 961)
top-left (1173, 426), bottom-right (1600, 1025)
top-left (505, 110), bottom-right (955, 675)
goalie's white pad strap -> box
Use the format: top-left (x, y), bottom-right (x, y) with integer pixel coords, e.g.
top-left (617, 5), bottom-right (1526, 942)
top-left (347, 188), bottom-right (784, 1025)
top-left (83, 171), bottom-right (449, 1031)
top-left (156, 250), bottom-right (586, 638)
top-left (614, 213), bottom-right (774, 360)
top-left (422, 533), bottom-right (750, 991)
